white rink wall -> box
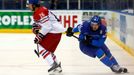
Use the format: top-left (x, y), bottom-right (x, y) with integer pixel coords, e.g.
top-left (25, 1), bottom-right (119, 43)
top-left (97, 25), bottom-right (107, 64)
top-left (106, 11), bottom-right (134, 54)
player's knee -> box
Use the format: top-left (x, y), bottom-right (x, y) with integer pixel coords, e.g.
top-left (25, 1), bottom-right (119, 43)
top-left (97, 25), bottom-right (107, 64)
top-left (96, 49), bottom-right (106, 60)
top-left (105, 50), bottom-right (112, 58)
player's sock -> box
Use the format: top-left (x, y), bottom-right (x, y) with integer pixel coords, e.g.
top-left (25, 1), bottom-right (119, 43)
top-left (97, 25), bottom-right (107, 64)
top-left (52, 53), bottom-right (59, 63)
top-left (96, 49), bottom-right (113, 67)
top-left (109, 56), bottom-right (119, 65)
top-left (52, 53), bottom-right (62, 67)
top-left (100, 55), bottom-right (114, 67)
top-left (51, 53), bottom-right (62, 73)
top-left (40, 50), bottom-right (54, 66)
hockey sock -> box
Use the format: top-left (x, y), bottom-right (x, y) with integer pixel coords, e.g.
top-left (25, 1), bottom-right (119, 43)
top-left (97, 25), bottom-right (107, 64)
top-left (96, 49), bottom-right (113, 67)
top-left (52, 53), bottom-right (58, 63)
top-left (110, 56), bottom-right (119, 65)
top-left (40, 50), bottom-right (54, 66)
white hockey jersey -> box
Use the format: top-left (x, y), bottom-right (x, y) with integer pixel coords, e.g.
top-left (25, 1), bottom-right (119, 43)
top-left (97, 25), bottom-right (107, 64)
top-left (33, 6), bottom-right (66, 35)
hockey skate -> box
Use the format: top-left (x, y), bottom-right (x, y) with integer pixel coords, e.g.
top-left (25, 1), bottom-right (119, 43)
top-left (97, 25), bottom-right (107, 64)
top-left (48, 61), bottom-right (62, 75)
top-left (120, 67), bottom-right (128, 73)
top-left (111, 65), bottom-right (128, 73)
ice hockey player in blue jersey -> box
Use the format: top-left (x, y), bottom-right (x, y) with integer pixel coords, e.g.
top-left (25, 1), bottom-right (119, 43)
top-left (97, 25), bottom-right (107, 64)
top-left (66, 15), bottom-right (128, 73)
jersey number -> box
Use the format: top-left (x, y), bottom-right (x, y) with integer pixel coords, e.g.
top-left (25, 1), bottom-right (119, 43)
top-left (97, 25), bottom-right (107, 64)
top-left (39, 12), bottom-right (45, 18)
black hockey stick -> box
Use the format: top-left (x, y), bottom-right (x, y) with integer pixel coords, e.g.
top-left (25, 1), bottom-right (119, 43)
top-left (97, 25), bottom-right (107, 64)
top-left (72, 35), bottom-right (79, 39)
top-left (34, 44), bottom-right (40, 57)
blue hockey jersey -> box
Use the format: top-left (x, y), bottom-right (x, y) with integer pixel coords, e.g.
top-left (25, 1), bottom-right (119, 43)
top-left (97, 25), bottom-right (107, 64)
top-left (73, 21), bottom-right (107, 47)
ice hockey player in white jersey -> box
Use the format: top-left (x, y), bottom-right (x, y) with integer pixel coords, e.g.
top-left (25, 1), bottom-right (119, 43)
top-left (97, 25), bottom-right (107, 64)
top-left (26, 0), bottom-right (66, 74)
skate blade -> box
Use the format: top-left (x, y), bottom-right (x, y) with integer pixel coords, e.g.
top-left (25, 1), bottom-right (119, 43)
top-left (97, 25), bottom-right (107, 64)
top-left (49, 69), bottom-right (63, 75)
top-left (49, 71), bottom-right (63, 75)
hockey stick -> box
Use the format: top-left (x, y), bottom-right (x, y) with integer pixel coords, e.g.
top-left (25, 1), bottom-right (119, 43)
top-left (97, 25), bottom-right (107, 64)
top-left (72, 35), bottom-right (79, 39)
top-left (34, 44), bottom-right (40, 58)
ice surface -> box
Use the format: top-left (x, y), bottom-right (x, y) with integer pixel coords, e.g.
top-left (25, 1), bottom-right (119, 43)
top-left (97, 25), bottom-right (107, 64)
top-left (0, 33), bottom-right (134, 75)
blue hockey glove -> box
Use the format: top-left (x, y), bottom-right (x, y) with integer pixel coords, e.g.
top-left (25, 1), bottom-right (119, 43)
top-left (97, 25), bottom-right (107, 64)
top-left (83, 35), bottom-right (92, 45)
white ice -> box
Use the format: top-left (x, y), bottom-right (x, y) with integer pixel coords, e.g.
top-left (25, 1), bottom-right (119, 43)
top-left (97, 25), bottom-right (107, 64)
top-left (0, 33), bottom-right (134, 75)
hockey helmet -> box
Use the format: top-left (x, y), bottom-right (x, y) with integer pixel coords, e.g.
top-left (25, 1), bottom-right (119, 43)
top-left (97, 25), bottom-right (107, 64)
top-left (27, 0), bottom-right (40, 4)
top-left (90, 15), bottom-right (101, 25)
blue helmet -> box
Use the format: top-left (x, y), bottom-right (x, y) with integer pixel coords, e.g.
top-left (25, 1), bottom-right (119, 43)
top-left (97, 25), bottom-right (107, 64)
top-left (27, 0), bottom-right (40, 4)
top-left (90, 15), bottom-right (101, 25)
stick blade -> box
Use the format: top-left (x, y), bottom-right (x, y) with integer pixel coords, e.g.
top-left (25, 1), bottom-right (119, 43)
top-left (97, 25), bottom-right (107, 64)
top-left (34, 49), bottom-right (40, 57)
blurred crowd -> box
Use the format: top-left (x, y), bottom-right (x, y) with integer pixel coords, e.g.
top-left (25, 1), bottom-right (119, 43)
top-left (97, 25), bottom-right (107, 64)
top-left (0, 0), bottom-right (134, 11)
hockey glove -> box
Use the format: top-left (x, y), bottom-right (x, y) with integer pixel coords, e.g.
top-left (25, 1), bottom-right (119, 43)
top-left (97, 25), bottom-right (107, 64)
top-left (32, 23), bottom-right (41, 34)
top-left (66, 27), bottom-right (74, 37)
top-left (34, 33), bottom-right (44, 44)
top-left (83, 35), bottom-right (92, 45)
